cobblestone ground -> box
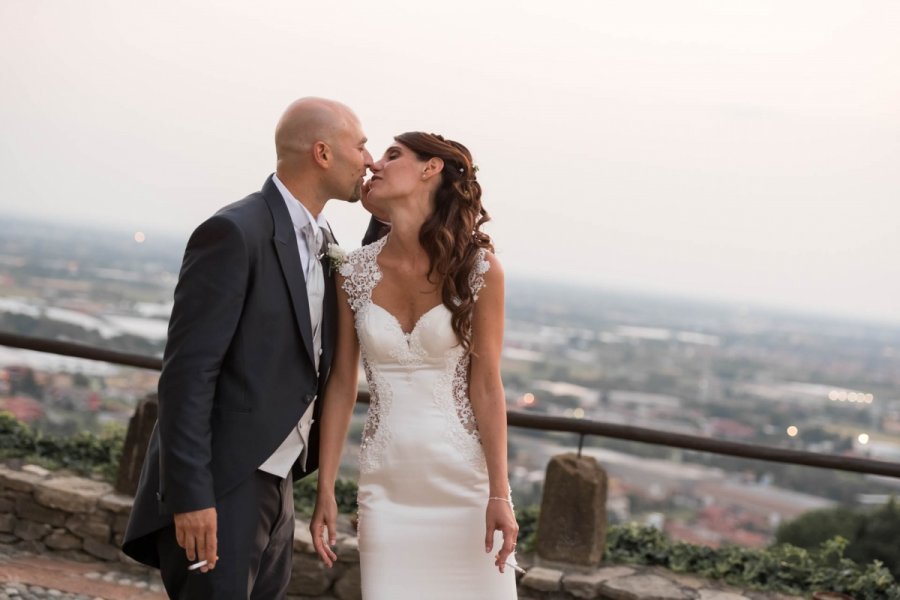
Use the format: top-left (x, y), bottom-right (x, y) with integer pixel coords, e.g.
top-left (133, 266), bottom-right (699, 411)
top-left (0, 545), bottom-right (164, 600)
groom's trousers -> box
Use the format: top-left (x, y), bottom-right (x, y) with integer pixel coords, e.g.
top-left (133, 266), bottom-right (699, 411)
top-left (156, 470), bottom-right (295, 600)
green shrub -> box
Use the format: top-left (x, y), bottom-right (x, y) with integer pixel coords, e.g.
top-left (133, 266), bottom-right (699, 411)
top-left (515, 504), bottom-right (540, 552)
top-left (0, 411), bottom-right (123, 481)
top-left (607, 523), bottom-right (900, 598)
top-left (293, 474), bottom-right (358, 517)
top-left (777, 500), bottom-right (900, 579)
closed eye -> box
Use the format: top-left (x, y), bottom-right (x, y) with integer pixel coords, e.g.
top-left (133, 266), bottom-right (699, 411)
top-left (383, 145), bottom-right (403, 161)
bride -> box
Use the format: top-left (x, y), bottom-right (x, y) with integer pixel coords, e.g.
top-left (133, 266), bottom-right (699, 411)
top-left (310, 132), bottom-right (518, 599)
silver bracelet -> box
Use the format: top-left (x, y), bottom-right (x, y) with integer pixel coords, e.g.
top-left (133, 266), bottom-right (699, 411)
top-left (489, 496), bottom-right (513, 505)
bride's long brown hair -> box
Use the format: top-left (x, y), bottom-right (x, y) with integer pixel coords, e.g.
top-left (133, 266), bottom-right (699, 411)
top-left (395, 132), bottom-right (493, 353)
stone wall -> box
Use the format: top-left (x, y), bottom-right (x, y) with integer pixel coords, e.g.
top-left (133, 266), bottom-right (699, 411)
top-left (0, 464), bottom-right (126, 563)
top-left (0, 463), bottom-right (366, 600)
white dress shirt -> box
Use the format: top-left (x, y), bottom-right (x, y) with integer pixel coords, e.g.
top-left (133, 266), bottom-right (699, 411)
top-left (258, 174), bottom-right (329, 477)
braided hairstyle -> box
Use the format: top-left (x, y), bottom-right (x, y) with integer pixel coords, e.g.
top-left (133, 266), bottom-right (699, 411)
top-left (394, 131), bottom-right (493, 353)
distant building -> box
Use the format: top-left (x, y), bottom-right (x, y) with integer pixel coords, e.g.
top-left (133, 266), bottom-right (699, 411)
top-left (695, 481), bottom-right (835, 527)
top-left (706, 417), bottom-right (756, 440)
top-left (0, 395), bottom-right (44, 422)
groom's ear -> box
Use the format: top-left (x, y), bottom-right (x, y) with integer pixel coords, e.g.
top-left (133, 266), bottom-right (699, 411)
top-left (312, 141), bottom-right (331, 168)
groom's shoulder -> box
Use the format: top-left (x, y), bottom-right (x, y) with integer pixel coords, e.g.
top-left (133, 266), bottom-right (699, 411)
top-left (212, 191), bottom-right (271, 231)
top-left (181, 193), bottom-right (272, 252)
top-left (218, 189), bottom-right (268, 218)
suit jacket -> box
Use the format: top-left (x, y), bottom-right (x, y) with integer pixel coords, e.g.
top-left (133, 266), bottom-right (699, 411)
top-left (122, 176), bottom-right (338, 567)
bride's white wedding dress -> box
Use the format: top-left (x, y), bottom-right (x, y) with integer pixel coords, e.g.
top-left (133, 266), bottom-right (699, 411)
top-left (340, 235), bottom-right (518, 600)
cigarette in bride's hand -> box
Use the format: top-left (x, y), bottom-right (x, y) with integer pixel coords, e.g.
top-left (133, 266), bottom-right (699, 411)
top-left (506, 561), bottom-right (526, 574)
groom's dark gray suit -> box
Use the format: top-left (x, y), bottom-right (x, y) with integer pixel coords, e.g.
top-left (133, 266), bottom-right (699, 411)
top-left (122, 175), bottom-right (339, 596)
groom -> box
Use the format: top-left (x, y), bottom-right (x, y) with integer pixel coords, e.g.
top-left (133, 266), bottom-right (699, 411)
top-left (123, 98), bottom-right (373, 599)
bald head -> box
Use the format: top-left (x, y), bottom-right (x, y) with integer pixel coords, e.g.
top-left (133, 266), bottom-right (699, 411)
top-left (273, 97), bottom-right (370, 211)
top-left (275, 97), bottom-right (358, 165)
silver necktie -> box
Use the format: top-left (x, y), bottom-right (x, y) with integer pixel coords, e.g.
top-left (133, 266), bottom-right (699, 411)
top-left (302, 222), bottom-right (325, 370)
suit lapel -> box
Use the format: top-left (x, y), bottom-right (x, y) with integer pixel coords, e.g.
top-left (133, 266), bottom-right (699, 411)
top-left (320, 226), bottom-right (338, 378)
top-left (263, 177), bottom-right (317, 367)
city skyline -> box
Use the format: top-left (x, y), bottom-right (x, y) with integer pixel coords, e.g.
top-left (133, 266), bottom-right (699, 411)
top-left (1, 1), bottom-right (898, 321)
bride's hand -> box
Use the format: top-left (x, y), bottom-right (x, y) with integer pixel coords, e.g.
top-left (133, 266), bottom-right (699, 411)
top-left (310, 494), bottom-right (339, 568)
top-left (485, 499), bottom-right (518, 573)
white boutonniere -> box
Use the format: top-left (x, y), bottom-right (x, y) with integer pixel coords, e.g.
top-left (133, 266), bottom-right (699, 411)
top-left (326, 243), bottom-right (347, 275)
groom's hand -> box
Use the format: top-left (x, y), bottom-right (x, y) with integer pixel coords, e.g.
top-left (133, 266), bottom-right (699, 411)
top-left (174, 507), bottom-right (218, 572)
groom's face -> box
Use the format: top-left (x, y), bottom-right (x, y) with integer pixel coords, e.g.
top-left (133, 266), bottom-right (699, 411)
top-left (330, 116), bottom-right (372, 203)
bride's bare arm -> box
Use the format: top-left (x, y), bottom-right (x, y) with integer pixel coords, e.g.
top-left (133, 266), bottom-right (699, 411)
top-left (310, 274), bottom-right (360, 567)
top-left (468, 253), bottom-right (519, 572)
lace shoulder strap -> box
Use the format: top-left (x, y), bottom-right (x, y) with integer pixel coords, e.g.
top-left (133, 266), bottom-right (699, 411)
top-left (339, 236), bottom-right (386, 312)
top-left (468, 248), bottom-right (491, 302)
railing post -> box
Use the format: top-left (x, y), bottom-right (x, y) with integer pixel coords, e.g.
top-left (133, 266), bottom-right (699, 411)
top-left (114, 393), bottom-right (158, 496)
top-left (535, 452), bottom-right (608, 567)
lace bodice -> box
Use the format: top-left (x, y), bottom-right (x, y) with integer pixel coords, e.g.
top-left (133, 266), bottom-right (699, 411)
top-left (339, 236), bottom-right (491, 474)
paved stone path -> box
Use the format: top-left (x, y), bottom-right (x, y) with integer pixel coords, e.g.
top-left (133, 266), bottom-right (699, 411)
top-left (0, 546), bottom-right (164, 600)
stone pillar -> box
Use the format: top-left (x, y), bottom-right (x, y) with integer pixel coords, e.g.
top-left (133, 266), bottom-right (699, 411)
top-left (535, 452), bottom-right (608, 566)
top-left (114, 394), bottom-right (158, 496)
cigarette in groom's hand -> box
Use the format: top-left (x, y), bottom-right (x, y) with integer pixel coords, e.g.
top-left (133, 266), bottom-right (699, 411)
top-left (188, 560), bottom-right (208, 571)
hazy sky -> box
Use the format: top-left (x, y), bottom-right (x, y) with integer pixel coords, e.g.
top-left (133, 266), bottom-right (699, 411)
top-left (2, 1), bottom-right (898, 321)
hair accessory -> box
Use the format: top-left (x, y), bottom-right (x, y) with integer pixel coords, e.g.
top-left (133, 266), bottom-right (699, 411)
top-left (458, 167), bottom-right (465, 173)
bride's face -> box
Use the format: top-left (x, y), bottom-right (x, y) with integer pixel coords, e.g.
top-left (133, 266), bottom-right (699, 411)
top-left (367, 142), bottom-right (428, 203)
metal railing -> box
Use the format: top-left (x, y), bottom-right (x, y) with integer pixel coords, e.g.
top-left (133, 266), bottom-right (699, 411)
top-left (2, 330), bottom-right (899, 479)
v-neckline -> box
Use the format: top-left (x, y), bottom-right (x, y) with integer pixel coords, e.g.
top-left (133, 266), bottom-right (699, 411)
top-left (370, 302), bottom-right (445, 338)
top-left (370, 235), bottom-right (444, 337)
